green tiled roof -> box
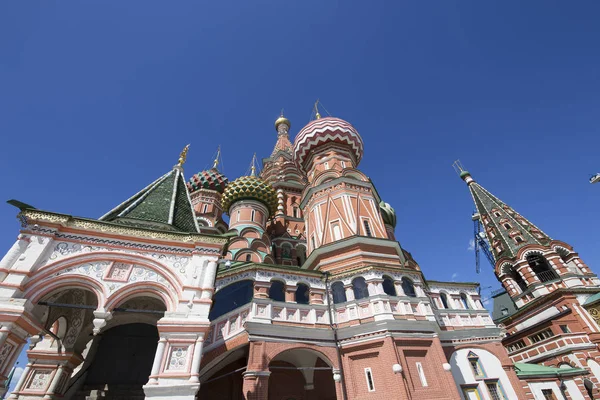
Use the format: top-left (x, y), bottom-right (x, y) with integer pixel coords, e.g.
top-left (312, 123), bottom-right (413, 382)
top-left (469, 180), bottom-right (551, 261)
top-left (99, 167), bottom-right (199, 233)
top-left (514, 363), bottom-right (587, 378)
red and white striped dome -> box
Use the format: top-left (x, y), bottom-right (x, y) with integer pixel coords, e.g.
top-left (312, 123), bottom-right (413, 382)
top-left (293, 117), bottom-right (364, 172)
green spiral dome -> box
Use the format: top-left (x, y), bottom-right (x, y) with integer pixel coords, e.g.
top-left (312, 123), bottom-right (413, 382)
top-left (221, 175), bottom-right (278, 217)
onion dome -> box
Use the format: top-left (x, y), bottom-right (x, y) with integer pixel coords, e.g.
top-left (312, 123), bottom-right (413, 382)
top-left (221, 175), bottom-right (278, 216)
top-left (187, 168), bottom-right (229, 194)
top-left (275, 115), bottom-right (291, 131)
top-left (293, 117), bottom-right (364, 172)
top-left (379, 201), bottom-right (397, 228)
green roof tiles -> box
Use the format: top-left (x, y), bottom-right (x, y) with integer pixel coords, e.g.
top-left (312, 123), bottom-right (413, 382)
top-left (99, 167), bottom-right (199, 233)
top-left (514, 362), bottom-right (587, 378)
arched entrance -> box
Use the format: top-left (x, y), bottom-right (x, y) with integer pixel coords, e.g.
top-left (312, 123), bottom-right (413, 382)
top-left (268, 348), bottom-right (336, 400)
top-left (66, 295), bottom-right (166, 399)
top-left (197, 345), bottom-right (248, 399)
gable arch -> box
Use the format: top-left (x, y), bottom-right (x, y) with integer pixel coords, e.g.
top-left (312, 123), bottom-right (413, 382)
top-left (105, 283), bottom-right (175, 312)
top-left (516, 245), bottom-right (546, 260)
top-left (26, 275), bottom-right (106, 307)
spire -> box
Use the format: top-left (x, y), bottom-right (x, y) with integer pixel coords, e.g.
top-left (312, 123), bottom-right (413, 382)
top-left (212, 146), bottom-right (221, 170)
top-left (314, 99), bottom-right (321, 119)
top-left (250, 153), bottom-right (258, 177)
top-left (456, 163), bottom-right (551, 261)
top-left (177, 144), bottom-right (190, 168)
top-left (272, 111), bottom-right (293, 156)
top-left (100, 150), bottom-right (200, 233)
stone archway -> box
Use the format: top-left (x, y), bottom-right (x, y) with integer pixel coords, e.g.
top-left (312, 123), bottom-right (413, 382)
top-left (268, 348), bottom-right (336, 400)
top-left (197, 345), bottom-right (248, 400)
top-left (65, 296), bottom-right (166, 400)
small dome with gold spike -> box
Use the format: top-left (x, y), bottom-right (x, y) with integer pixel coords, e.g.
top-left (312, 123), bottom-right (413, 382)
top-left (221, 155), bottom-right (278, 216)
top-left (274, 112), bottom-right (291, 132)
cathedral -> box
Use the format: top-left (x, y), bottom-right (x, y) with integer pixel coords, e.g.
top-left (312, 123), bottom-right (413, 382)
top-left (0, 107), bottom-right (599, 400)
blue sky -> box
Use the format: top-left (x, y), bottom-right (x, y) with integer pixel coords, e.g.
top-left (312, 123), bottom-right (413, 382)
top-left (1, 1), bottom-right (599, 307)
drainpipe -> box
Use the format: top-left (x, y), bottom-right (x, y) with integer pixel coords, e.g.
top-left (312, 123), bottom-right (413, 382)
top-left (324, 272), bottom-right (348, 400)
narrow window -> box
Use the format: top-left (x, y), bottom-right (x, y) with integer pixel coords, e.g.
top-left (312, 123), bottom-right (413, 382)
top-left (202, 204), bottom-right (209, 213)
top-left (541, 389), bottom-right (557, 400)
top-left (331, 221), bottom-right (342, 241)
top-left (529, 328), bottom-right (554, 344)
top-left (352, 277), bottom-right (369, 300)
top-left (382, 276), bottom-right (396, 296)
top-left (416, 362), bottom-right (428, 387)
top-left (341, 161), bottom-right (346, 168)
top-left (311, 236), bottom-right (316, 249)
top-left (251, 210), bottom-right (255, 222)
top-left (245, 254), bottom-right (252, 262)
top-left (469, 358), bottom-right (483, 377)
top-left (237, 210), bottom-right (240, 222)
top-left (440, 293), bottom-right (450, 309)
top-left (268, 281), bottom-right (285, 302)
top-left (293, 207), bottom-right (299, 218)
top-left (494, 212), bottom-right (501, 217)
top-left (515, 236), bottom-right (524, 244)
top-left (401, 278), bottom-right (416, 297)
top-left (295, 284), bottom-right (309, 304)
top-left (363, 220), bottom-right (372, 237)
top-left (486, 381), bottom-right (505, 400)
top-left (364, 368), bottom-right (375, 392)
top-left (560, 325), bottom-right (571, 333)
top-left (503, 223), bottom-right (511, 230)
top-left (324, 162), bottom-right (330, 170)
top-left (460, 293), bottom-right (471, 309)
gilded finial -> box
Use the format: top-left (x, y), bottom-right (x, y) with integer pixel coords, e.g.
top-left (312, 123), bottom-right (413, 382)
top-left (178, 144), bottom-right (190, 167)
top-left (212, 146), bottom-right (221, 169)
top-left (314, 99), bottom-right (321, 119)
top-left (250, 153), bottom-right (257, 176)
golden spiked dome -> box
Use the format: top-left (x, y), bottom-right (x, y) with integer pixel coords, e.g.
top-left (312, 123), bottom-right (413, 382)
top-left (221, 155), bottom-right (278, 216)
top-left (274, 111), bottom-right (291, 132)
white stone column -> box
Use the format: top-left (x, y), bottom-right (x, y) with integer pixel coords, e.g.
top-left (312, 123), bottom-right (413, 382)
top-left (394, 282), bottom-right (405, 296)
top-left (367, 282), bottom-right (378, 296)
top-left (147, 337), bottom-right (167, 385)
top-left (0, 236), bottom-right (29, 271)
top-left (201, 261), bottom-right (218, 299)
top-left (8, 362), bottom-right (32, 398)
top-left (43, 365), bottom-right (64, 399)
top-left (345, 286), bottom-right (355, 301)
top-left (188, 336), bottom-right (204, 383)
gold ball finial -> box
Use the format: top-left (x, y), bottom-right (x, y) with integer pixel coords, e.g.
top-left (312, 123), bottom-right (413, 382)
top-left (274, 110), bottom-right (291, 132)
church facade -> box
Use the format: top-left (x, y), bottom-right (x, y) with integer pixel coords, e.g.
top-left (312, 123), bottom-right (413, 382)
top-left (0, 109), bottom-right (597, 399)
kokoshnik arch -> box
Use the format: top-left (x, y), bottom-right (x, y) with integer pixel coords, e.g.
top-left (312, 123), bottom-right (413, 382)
top-left (0, 105), bottom-right (598, 400)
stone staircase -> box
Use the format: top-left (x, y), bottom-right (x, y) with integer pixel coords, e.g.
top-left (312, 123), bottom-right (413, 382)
top-left (70, 384), bottom-right (145, 400)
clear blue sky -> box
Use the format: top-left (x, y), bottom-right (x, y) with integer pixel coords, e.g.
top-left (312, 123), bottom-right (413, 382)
top-left (1, 1), bottom-right (599, 306)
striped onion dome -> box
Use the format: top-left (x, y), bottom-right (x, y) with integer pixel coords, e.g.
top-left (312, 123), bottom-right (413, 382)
top-left (293, 117), bottom-right (364, 172)
top-left (187, 168), bottom-right (229, 194)
top-left (379, 201), bottom-right (397, 228)
top-left (221, 175), bottom-right (278, 216)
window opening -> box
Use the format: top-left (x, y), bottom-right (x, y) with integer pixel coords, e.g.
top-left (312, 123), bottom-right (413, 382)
top-left (507, 340), bottom-right (526, 352)
top-left (331, 221), bottom-right (342, 241)
top-left (251, 210), bottom-right (255, 222)
top-left (382, 277), bottom-right (396, 296)
top-left (527, 254), bottom-right (558, 283)
top-left (440, 293), bottom-right (450, 309)
top-left (560, 325), bottom-right (571, 333)
top-left (324, 162), bottom-right (330, 170)
top-left (503, 223), bottom-right (512, 230)
top-left (529, 328), bottom-right (554, 344)
top-left (202, 204), bottom-right (209, 213)
top-left (460, 293), bottom-right (471, 309)
top-left (269, 281), bottom-right (285, 302)
top-left (311, 236), bottom-right (316, 250)
top-left (541, 389), bottom-right (556, 400)
top-left (352, 277), bottom-right (369, 300)
top-left (486, 381), bottom-right (505, 400)
top-left (416, 362), bottom-right (428, 387)
top-left (363, 220), bottom-right (372, 237)
top-left (401, 278), bottom-right (416, 297)
top-left (364, 368), bottom-right (375, 392)
top-left (341, 161), bottom-right (346, 168)
top-left (293, 207), bottom-right (299, 218)
top-left (245, 254), bottom-right (252, 262)
top-left (295, 284), bottom-right (309, 304)
top-left (331, 282), bottom-right (347, 304)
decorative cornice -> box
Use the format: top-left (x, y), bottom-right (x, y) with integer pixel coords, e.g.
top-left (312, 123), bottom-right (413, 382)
top-left (20, 210), bottom-right (228, 245)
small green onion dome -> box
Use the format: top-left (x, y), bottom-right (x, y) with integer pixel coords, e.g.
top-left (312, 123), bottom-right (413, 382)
top-left (187, 168), bottom-right (229, 194)
top-left (460, 170), bottom-right (471, 179)
top-left (379, 201), bottom-right (397, 228)
top-left (221, 175), bottom-right (278, 216)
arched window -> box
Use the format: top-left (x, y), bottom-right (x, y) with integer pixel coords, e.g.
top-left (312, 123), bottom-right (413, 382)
top-left (508, 267), bottom-right (528, 292)
top-left (526, 254), bottom-right (557, 283)
top-left (460, 293), bottom-right (471, 309)
top-left (293, 206), bottom-right (300, 219)
top-left (352, 277), bottom-right (369, 300)
top-left (382, 276), bottom-right (396, 296)
top-left (584, 379), bottom-right (595, 399)
top-left (281, 244), bottom-right (292, 259)
top-left (209, 280), bottom-right (254, 320)
top-left (401, 277), bottom-right (416, 297)
top-left (503, 223), bottom-right (512, 230)
top-left (269, 281), bottom-right (285, 302)
top-left (331, 282), bottom-right (347, 304)
top-left (440, 293), bottom-right (450, 309)
top-left (245, 254), bottom-right (252, 262)
top-left (296, 283), bottom-right (309, 304)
